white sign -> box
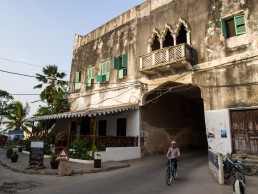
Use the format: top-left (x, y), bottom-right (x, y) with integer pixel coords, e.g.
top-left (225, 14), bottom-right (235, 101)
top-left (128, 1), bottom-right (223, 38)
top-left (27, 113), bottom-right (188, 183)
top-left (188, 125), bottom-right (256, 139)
top-left (31, 141), bottom-right (44, 148)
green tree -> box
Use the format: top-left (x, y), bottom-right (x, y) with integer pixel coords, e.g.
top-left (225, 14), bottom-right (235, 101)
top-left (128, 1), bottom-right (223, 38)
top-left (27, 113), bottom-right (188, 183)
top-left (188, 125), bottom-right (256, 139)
top-left (34, 65), bottom-right (67, 111)
top-left (3, 101), bottom-right (31, 134)
top-left (0, 89), bottom-right (13, 126)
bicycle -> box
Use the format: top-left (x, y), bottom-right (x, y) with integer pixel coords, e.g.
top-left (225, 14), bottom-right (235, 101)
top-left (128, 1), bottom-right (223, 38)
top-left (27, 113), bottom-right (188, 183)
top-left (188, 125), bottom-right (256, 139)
top-left (223, 154), bottom-right (245, 183)
top-left (234, 156), bottom-right (257, 176)
top-left (166, 158), bottom-right (177, 185)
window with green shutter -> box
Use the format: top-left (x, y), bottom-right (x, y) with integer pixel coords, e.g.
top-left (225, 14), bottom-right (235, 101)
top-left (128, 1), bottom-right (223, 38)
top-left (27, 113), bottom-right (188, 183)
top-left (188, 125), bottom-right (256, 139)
top-left (87, 67), bottom-right (95, 87)
top-left (113, 54), bottom-right (128, 79)
top-left (74, 71), bottom-right (81, 91)
top-left (234, 14), bottom-right (246, 35)
top-left (220, 13), bottom-right (246, 39)
top-left (96, 60), bottom-right (110, 83)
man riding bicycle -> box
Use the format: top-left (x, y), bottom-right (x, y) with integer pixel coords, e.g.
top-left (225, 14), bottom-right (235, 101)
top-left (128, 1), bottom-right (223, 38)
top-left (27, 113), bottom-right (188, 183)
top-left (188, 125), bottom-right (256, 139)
top-left (166, 141), bottom-right (180, 171)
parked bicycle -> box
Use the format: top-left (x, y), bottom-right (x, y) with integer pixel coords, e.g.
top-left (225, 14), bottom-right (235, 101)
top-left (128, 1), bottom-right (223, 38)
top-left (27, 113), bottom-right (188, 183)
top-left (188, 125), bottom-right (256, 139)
top-left (166, 158), bottom-right (177, 185)
top-left (234, 156), bottom-right (257, 176)
top-left (223, 154), bottom-right (245, 183)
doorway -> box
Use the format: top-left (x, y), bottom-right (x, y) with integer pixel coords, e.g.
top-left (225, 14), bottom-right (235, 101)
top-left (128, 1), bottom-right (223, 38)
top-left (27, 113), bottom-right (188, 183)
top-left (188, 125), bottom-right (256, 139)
top-left (117, 118), bottom-right (127, 136)
top-left (231, 109), bottom-right (258, 155)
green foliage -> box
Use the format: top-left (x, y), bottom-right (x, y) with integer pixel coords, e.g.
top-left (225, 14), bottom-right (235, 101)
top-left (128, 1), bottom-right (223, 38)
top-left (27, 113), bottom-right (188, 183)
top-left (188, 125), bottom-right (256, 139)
top-left (50, 152), bottom-right (58, 161)
top-left (43, 137), bottom-right (52, 155)
top-left (69, 139), bottom-right (93, 160)
top-left (22, 139), bottom-right (31, 151)
top-left (34, 65), bottom-right (69, 114)
top-left (0, 89), bottom-right (13, 125)
top-left (21, 136), bottom-right (53, 154)
top-left (91, 144), bottom-right (101, 159)
top-left (2, 101), bottom-right (32, 134)
top-left (4, 142), bottom-right (15, 151)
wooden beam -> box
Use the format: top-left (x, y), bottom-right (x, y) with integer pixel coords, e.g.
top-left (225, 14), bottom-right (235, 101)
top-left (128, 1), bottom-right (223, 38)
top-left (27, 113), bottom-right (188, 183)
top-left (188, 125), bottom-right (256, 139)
top-left (154, 69), bottom-right (163, 77)
top-left (93, 117), bottom-right (97, 145)
top-left (170, 67), bottom-right (177, 74)
top-left (67, 118), bottom-right (72, 149)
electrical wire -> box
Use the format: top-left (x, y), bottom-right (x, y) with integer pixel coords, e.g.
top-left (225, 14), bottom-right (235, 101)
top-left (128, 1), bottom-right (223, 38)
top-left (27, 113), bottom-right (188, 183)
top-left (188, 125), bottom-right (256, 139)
top-left (0, 57), bottom-right (70, 73)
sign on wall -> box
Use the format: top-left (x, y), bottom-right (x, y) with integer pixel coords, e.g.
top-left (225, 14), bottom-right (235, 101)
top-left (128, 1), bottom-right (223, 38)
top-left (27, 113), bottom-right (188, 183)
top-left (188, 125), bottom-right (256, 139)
top-left (208, 150), bottom-right (219, 169)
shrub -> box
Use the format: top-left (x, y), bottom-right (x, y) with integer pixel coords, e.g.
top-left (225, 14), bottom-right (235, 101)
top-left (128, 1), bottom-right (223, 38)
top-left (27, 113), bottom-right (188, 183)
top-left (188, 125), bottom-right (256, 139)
top-left (69, 139), bottom-right (92, 160)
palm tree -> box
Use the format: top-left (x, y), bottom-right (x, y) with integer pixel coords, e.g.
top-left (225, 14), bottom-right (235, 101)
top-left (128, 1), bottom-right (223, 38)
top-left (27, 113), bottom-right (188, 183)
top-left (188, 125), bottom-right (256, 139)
top-left (34, 65), bottom-right (67, 110)
top-left (3, 101), bottom-right (31, 134)
top-left (0, 89), bottom-right (13, 126)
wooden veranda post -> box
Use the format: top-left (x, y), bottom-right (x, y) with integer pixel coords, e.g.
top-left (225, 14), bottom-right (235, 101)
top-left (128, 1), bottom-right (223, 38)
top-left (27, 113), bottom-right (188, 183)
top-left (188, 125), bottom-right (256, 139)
top-left (67, 118), bottom-right (72, 148)
top-left (93, 116), bottom-right (97, 145)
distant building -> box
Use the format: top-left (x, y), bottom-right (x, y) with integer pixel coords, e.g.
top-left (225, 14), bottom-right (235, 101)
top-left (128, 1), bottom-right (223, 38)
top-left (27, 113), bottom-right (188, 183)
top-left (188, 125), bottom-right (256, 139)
top-left (32, 0), bottom-right (258, 165)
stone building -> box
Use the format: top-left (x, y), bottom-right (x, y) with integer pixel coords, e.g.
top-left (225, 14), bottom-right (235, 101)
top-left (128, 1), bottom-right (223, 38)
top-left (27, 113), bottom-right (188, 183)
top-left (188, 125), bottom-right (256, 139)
top-left (33, 0), bottom-right (258, 171)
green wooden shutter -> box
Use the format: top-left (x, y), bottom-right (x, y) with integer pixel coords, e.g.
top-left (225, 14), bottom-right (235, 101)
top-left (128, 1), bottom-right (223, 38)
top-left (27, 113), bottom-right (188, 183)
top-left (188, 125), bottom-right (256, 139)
top-left (118, 69), bottom-right (124, 79)
top-left (87, 67), bottom-right (94, 87)
top-left (96, 75), bottom-right (103, 82)
top-left (234, 14), bottom-right (246, 35)
top-left (220, 18), bottom-right (227, 39)
top-left (75, 71), bottom-right (81, 90)
top-left (105, 61), bottom-right (110, 81)
top-left (122, 54), bottom-right (128, 68)
top-left (75, 71), bottom-right (80, 82)
top-left (101, 62), bottom-right (106, 75)
top-left (113, 57), bottom-right (119, 69)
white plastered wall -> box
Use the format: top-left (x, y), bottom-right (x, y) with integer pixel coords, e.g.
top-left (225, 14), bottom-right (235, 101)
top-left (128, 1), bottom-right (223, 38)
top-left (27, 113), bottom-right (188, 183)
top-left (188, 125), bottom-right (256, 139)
top-left (97, 109), bottom-right (140, 138)
top-left (205, 109), bottom-right (232, 155)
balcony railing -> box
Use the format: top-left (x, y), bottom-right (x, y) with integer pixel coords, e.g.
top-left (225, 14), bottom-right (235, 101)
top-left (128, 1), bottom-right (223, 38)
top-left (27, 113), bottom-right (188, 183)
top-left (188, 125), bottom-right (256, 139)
top-left (56, 135), bottom-right (139, 151)
top-left (140, 43), bottom-right (194, 76)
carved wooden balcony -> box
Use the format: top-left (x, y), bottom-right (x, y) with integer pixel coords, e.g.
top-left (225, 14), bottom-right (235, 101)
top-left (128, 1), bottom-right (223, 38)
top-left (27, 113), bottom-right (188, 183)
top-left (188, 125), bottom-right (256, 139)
top-left (140, 43), bottom-right (194, 77)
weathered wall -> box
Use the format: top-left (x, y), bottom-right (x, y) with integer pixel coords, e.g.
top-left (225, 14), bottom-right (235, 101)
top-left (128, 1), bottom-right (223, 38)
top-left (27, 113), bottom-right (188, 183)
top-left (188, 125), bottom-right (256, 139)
top-left (69, 18), bottom-right (142, 111)
top-left (205, 0), bottom-right (258, 61)
top-left (194, 57), bottom-right (258, 111)
top-left (136, 0), bottom-right (208, 63)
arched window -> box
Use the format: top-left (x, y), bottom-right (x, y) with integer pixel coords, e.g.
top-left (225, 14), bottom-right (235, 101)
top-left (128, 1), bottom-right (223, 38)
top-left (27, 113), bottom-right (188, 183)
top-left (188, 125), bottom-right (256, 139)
top-left (176, 25), bottom-right (187, 44)
top-left (151, 34), bottom-right (161, 51)
top-left (163, 30), bottom-right (174, 48)
top-left (175, 18), bottom-right (191, 45)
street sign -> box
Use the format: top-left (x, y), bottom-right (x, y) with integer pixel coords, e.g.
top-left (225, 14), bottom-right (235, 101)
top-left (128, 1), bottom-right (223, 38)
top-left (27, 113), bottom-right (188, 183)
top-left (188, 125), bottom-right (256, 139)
top-left (8, 130), bottom-right (23, 135)
top-left (56, 148), bottom-right (69, 161)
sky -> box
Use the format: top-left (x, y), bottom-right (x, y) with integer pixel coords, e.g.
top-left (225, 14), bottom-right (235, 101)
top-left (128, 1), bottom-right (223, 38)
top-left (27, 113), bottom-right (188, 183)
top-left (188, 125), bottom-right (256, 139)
top-left (0, 0), bottom-right (146, 116)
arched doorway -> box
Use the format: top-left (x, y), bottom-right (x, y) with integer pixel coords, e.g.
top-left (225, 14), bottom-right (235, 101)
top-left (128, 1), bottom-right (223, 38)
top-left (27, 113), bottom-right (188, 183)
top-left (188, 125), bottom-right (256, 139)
top-left (141, 82), bottom-right (208, 155)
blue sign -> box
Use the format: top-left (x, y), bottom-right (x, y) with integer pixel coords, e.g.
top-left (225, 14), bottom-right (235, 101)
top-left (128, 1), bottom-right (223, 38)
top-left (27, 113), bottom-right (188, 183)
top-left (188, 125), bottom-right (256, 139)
top-left (8, 130), bottom-right (24, 135)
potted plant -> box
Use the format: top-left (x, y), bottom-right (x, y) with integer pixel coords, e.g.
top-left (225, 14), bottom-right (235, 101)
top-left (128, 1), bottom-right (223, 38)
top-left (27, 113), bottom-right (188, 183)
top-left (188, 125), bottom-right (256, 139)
top-left (10, 151), bottom-right (19, 162)
top-left (92, 144), bottom-right (101, 168)
top-left (4, 143), bottom-right (14, 158)
top-left (50, 153), bottom-right (60, 169)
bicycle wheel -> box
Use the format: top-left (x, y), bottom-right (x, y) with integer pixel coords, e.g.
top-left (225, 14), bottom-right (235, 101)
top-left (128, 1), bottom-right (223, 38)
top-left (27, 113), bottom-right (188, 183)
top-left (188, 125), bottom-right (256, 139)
top-left (173, 169), bottom-right (177, 180)
top-left (233, 168), bottom-right (245, 183)
top-left (223, 163), bottom-right (231, 180)
top-left (166, 168), bottom-right (172, 185)
top-left (242, 162), bottom-right (257, 176)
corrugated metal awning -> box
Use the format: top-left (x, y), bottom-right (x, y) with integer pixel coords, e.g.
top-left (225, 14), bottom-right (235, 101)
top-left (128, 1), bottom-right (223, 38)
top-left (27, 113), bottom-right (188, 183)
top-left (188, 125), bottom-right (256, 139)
top-left (29, 103), bottom-right (139, 121)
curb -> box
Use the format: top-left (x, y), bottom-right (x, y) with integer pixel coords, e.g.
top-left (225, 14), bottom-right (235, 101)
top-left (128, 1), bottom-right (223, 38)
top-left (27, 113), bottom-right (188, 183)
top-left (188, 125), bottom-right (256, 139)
top-left (0, 156), bottom-right (130, 176)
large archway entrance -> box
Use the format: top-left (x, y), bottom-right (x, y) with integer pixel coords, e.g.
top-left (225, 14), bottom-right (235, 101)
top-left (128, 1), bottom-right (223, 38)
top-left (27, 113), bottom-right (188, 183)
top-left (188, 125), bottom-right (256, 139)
top-left (141, 82), bottom-right (208, 155)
